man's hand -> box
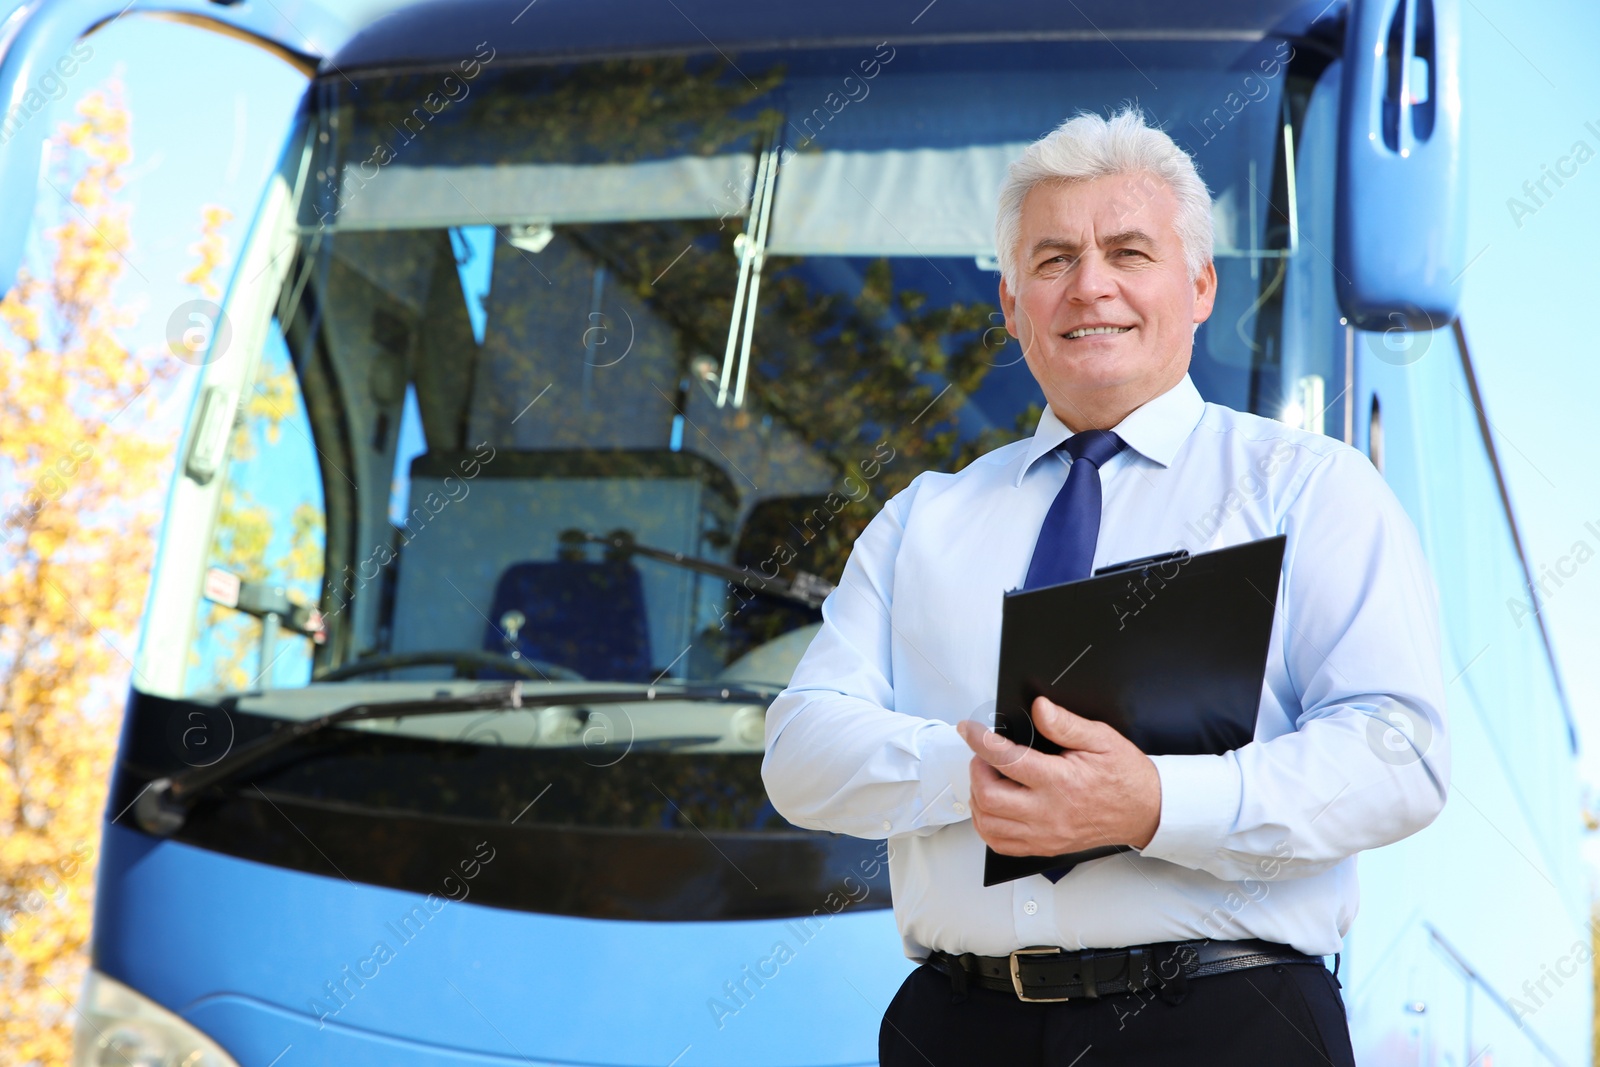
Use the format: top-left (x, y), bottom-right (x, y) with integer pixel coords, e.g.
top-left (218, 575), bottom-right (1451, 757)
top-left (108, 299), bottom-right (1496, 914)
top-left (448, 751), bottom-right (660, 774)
top-left (955, 696), bottom-right (1162, 855)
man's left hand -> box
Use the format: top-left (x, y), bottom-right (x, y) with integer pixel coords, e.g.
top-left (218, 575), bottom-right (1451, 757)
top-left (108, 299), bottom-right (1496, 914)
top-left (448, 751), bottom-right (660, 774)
top-left (955, 696), bottom-right (1162, 855)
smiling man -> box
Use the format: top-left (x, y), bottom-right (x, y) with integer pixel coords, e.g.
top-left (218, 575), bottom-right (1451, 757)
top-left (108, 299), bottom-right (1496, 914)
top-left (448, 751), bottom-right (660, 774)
top-left (762, 108), bottom-right (1448, 1066)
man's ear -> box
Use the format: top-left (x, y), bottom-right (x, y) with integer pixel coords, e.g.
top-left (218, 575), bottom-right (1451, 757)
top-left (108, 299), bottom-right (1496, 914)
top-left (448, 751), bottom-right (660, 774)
top-left (1191, 260), bottom-right (1218, 325)
top-left (998, 273), bottom-right (1020, 338)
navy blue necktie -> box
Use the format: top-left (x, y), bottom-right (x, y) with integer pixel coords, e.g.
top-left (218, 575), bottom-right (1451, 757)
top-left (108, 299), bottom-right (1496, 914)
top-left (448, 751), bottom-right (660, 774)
top-left (1021, 429), bottom-right (1125, 882)
top-left (1024, 430), bottom-right (1126, 590)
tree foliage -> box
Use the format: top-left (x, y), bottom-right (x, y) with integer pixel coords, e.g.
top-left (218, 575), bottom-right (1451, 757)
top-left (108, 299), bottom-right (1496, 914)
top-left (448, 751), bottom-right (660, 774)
top-left (0, 83), bottom-right (230, 1065)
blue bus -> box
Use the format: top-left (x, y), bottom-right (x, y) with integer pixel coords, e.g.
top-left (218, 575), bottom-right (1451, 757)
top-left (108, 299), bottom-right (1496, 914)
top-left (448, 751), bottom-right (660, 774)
top-left (0, 0), bottom-right (1585, 1064)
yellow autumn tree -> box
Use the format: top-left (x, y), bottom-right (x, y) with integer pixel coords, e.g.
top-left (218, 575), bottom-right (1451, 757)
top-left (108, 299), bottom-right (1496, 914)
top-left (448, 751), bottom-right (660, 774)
top-left (0, 82), bottom-right (232, 1064)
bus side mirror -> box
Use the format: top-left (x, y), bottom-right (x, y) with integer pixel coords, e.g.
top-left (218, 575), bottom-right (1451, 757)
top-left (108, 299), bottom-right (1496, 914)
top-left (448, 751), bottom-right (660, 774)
top-left (1336, 0), bottom-right (1466, 331)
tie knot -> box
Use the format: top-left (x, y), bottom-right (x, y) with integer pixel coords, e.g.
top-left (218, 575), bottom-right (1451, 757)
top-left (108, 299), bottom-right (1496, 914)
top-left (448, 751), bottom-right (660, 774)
top-left (1061, 429), bottom-right (1125, 469)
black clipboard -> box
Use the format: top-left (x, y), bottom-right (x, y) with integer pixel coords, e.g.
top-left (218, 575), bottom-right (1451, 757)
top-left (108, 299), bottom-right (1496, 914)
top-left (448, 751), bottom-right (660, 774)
top-left (982, 534), bottom-right (1287, 887)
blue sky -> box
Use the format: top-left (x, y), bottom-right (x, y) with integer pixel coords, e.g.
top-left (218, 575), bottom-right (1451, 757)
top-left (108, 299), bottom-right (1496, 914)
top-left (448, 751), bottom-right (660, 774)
top-left (19, 3), bottom-right (1600, 861)
top-left (1449, 0), bottom-right (1600, 866)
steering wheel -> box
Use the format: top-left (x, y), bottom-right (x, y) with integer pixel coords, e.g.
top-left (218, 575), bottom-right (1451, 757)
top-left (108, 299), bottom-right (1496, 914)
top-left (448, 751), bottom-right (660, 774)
top-left (313, 649), bottom-right (585, 683)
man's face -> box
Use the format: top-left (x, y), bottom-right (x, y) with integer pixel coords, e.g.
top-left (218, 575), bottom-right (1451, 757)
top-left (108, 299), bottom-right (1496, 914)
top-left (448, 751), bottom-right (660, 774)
top-left (999, 171), bottom-right (1217, 429)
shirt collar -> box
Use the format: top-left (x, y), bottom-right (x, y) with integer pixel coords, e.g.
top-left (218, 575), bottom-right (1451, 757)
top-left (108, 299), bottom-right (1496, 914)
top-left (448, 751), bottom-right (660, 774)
top-left (1013, 373), bottom-right (1206, 487)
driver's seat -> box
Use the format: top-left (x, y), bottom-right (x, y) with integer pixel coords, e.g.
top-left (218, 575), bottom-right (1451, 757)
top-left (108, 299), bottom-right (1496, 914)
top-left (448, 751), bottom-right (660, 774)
top-left (481, 559), bottom-right (652, 681)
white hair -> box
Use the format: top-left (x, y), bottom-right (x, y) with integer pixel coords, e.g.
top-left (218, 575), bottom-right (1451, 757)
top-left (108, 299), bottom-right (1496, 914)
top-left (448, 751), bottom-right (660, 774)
top-left (994, 107), bottom-right (1214, 288)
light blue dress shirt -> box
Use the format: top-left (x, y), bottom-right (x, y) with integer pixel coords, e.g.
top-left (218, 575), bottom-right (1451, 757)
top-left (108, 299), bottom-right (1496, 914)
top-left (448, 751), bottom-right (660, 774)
top-left (762, 373), bottom-right (1450, 960)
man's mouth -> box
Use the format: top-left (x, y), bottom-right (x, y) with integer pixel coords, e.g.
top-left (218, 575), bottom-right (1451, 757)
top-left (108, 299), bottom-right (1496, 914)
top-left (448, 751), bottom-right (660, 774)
top-left (1064, 325), bottom-right (1133, 340)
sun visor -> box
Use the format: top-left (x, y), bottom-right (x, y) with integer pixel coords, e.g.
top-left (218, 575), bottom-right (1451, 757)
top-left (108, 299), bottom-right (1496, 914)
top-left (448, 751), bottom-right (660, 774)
top-left (765, 143), bottom-right (1027, 258)
top-left (324, 153), bottom-right (754, 230)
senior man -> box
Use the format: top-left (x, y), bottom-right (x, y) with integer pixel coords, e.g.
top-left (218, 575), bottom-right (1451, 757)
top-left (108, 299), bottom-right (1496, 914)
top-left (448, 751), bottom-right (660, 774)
top-left (761, 107), bottom-right (1448, 1065)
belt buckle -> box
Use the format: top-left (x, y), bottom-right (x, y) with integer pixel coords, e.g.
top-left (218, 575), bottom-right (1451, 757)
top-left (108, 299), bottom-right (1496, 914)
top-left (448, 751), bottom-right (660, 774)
top-left (1009, 946), bottom-right (1070, 1002)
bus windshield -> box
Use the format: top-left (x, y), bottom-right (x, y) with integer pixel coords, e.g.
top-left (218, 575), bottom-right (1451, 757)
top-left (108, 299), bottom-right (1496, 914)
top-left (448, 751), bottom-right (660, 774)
top-left (130, 39), bottom-right (1335, 915)
top-left (191, 39), bottom-right (1324, 701)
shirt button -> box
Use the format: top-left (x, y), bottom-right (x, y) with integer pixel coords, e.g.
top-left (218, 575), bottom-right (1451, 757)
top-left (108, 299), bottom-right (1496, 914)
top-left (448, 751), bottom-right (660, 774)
top-left (953, 801), bottom-right (967, 815)
top-left (1023, 900), bottom-right (1038, 916)
top-left (882, 820), bottom-right (891, 831)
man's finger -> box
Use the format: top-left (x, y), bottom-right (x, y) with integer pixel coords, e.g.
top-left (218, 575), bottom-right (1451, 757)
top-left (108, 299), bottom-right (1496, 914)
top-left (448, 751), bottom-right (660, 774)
top-left (959, 720), bottom-right (1054, 786)
top-left (968, 792), bottom-right (1040, 836)
top-left (969, 757), bottom-right (1065, 827)
top-left (1031, 696), bottom-right (1117, 753)
top-left (958, 718), bottom-right (1032, 772)
top-left (971, 811), bottom-right (1045, 855)
top-left (973, 781), bottom-right (1047, 825)
top-left (969, 755), bottom-right (1031, 803)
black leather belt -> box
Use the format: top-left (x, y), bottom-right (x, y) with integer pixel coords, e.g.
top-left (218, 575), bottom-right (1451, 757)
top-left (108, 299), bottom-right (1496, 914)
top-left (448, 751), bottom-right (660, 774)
top-left (925, 938), bottom-right (1322, 1003)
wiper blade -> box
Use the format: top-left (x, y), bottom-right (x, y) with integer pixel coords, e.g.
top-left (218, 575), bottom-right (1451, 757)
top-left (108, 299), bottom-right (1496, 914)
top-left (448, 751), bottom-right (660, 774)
top-left (134, 681), bottom-right (779, 837)
top-left (136, 686), bottom-right (522, 836)
top-left (718, 141), bottom-right (780, 409)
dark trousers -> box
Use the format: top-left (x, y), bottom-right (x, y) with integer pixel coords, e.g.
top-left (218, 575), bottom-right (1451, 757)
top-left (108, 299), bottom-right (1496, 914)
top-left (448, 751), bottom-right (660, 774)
top-left (880, 960), bottom-right (1357, 1066)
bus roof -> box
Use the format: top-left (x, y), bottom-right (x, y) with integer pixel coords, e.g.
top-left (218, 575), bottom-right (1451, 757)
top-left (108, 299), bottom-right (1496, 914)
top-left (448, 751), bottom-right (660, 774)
top-left (327, 0), bottom-right (1343, 74)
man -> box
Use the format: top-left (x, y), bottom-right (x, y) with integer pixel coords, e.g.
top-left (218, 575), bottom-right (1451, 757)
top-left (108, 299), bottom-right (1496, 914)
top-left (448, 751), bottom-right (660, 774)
top-left (761, 107), bottom-right (1449, 1065)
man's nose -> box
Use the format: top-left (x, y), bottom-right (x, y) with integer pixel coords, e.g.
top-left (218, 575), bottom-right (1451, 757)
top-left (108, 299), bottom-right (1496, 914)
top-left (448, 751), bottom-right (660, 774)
top-left (1065, 251), bottom-right (1117, 302)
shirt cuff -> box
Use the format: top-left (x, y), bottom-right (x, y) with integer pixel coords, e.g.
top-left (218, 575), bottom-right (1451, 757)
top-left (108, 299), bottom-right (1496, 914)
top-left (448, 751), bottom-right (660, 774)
top-left (1137, 752), bottom-right (1242, 869)
top-left (908, 723), bottom-right (975, 832)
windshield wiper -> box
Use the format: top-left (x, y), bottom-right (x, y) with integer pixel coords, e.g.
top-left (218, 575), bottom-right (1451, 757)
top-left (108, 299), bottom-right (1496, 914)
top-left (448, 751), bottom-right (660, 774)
top-left (134, 681), bottom-right (780, 837)
top-left (717, 141), bottom-right (780, 409)
top-left (569, 528), bottom-right (834, 609)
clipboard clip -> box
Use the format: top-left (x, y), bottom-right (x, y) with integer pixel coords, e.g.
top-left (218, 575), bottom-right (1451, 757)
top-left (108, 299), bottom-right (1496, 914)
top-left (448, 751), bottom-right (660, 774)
top-left (1093, 549), bottom-right (1190, 577)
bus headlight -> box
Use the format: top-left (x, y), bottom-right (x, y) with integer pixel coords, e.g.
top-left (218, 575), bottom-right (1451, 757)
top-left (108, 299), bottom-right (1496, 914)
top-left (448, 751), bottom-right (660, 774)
top-left (72, 970), bottom-right (241, 1067)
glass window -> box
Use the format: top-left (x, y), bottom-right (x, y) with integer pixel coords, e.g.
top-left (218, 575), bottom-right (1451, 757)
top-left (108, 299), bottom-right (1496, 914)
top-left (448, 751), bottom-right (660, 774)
top-left (272, 41), bottom-right (1320, 692)
top-left (188, 327), bottom-right (326, 693)
top-left (141, 41), bottom-right (1340, 902)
